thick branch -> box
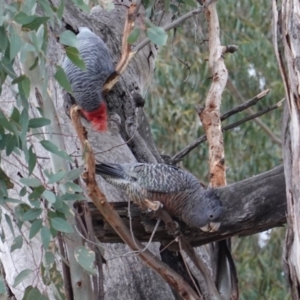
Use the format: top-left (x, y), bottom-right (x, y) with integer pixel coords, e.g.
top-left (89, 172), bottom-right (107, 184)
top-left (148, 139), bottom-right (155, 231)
top-left (90, 165), bottom-right (286, 246)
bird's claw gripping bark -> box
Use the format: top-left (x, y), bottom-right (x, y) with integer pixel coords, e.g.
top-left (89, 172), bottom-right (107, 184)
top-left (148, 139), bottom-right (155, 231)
top-left (144, 199), bottom-right (163, 212)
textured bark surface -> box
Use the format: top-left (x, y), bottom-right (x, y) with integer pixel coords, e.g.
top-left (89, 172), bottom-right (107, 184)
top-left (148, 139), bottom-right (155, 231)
top-left (273, 1), bottom-right (300, 299)
top-left (53, 1), bottom-right (178, 299)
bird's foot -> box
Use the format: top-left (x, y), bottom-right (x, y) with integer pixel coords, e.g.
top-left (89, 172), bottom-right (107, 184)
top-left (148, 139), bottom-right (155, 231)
top-left (144, 199), bottom-right (163, 212)
top-left (166, 221), bottom-right (180, 236)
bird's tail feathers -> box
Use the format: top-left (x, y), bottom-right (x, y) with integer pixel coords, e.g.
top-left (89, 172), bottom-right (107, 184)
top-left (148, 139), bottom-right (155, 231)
top-left (95, 163), bottom-right (125, 179)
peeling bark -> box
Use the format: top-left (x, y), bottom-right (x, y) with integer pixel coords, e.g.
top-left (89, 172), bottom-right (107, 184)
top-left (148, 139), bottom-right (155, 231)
top-left (273, 1), bottom-right (300, 299)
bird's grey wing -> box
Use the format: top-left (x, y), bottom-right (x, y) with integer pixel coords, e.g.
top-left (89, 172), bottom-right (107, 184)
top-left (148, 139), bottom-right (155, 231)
top-left (126, 164), bottom-right (201, 194)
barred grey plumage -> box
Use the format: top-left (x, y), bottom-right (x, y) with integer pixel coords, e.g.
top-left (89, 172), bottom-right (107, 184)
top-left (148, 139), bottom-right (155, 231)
top-left (62, 27), bottom-right (114, 131)
top-left (96, 162), bottom-right (224, 231)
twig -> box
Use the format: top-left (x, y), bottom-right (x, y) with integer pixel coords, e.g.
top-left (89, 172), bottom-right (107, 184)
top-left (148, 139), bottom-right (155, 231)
top-left (222, 99), bottom-right (284, 132)
top-left (70, 105), bottom-right (200, 300)
top-left (133, 7), bottom-right (203, 53)
top-left (221, 89), bottom-right (270, 121)
top-left (178, 241), bottom-right (203, 299)
top-left (170, 94), bottom-right (280, 164)
top-left (227, 78), bottom-right (281, 145)
top-left (103, 1), bottom-right (141, 94)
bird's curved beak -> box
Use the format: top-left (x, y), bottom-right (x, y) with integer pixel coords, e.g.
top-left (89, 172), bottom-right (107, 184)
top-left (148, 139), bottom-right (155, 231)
top-left (200, 222), bottom-right (221, 232)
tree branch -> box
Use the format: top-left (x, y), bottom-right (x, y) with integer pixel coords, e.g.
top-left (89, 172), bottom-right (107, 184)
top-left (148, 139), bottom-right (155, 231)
top-left (226, 78), bottom-right (281, 145)
top-left (170, 91), bottom-right (280, 164)
top-left (89, 165), bottom-right (286, 246)
top-left (221, 89), bottom-right (270, 121)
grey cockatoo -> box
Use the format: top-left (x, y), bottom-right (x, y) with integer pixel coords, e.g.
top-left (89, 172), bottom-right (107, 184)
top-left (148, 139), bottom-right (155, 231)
top-left (62, 27), bottom-right (114, 131)
top-left (96, 162), bottom-right (224, 232)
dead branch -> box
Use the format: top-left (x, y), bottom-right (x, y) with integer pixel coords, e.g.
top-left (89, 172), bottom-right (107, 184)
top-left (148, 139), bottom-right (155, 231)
top-left (227, 78), bottom-right (281, 145)
top-left (70, 106), bottom-right (200, 300)
top-left (103, 1), bottom-right (141, 94)
top-left (222, 99), bottom-right (284, 132)
top-left (221, 89), bottom-right (270, 121)
top-left (170, 89), bottom-right (275, 164)
top-left (89, 165), bottom-right (286, 246)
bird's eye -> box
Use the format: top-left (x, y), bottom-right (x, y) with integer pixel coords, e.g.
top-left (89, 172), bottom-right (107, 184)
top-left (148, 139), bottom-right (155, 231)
top-left (209, 214), bottom-right (214, 219)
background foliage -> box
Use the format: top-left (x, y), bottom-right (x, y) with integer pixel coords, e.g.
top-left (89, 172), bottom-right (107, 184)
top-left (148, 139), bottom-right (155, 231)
top-left (146, 0), bottom-right (287, 298)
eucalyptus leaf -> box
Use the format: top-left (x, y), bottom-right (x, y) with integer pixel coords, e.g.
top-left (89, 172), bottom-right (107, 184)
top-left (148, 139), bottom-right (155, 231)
top-left (147, 26), bottom-right (168, 46)
top-left (50, 217), bottom-right (73, 233)
top-left (28, 117), bottom-right (51, 128)
top-left (29, 219), bottom-right (43, 239)
top-left (10, 235), bottom-right (23, 252)
top-left (20, 177), bottom-right (42, 187)
top-left (22, 208), bottom-right (43, 221)
top-left (13, 269), bottom-right (33, 287)
top-left (74, 246), bottom-right (96, 275)
top-left (54, 65), bottom-right (72, 93)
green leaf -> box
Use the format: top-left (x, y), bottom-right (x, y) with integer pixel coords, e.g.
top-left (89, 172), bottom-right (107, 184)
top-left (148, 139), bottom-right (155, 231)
top-left (60, 30), bottom-right (78, 47)
top-left (40, 140), bottom-right (72, 161)
top-left (57, 0), bottom-right (65, 19)
top-left (44, 251), bottom-right (55, 267)
top-left (22, 208), bottom-right (43, 221)
top-left (28, 117), bottom-right (51, 128)
top-left (10, 235), bottom-right (23, 252)
top-left (0, 26), bottom-right (8, 52)
top-left (65, 167), bottom-right (84, 181)
top-left (54, 65), bottom-right (72, 93)
top-left (20, 177), bottom-right (42, 187)
top-left (19, 186), bottom-right (27, 196)
top-left (4, 214), bottom-right (15, 237)
top-left (71, 0), bottom-right (89, 12)
top-left (127, 28), bottom-right (140, 44)
top-left (14, 12), bottom-right (36, 25)
top-left (47, 170), bottom-right (66, 184)
top-left (5, 134), bottom-right (17, 156)
top-left (0, 110), bottom-right (14, 132)
top-left (183, 0), bottom-right (197, 7)
top-left (147, 26), bottom-right (168, 46)
top-left (9, 26), bottom-right (23, 60)
top-left (65, 46), bottom-right (86, 70)
top-left (41, 226), bottom-right (51, 250)
top-left (43, 190), bottom-right (56, 204)
top-left (60, 181), bottom-right (82, 193)
top-left (28, 146), bottom-right (36, 175)
top-left (12, 75), bottom-right (27, 85)
top-left (74, 246), bottom-right (96, 275)
top-left (28, 186), bottom-right (45, 201)
top-left (26, 287), bottom-right (47, 300)
top-left (0, 277), bottom-right (6, 294)
top-left (4, 197), bottom-right (21, 204)
top-left (20, 107), bottom-right (29, 132)
top-left (22, 16), bottom-right (49, 31)
top-left (13, 269), bottom-right (32, 287)
top-left (29, 219), bottom-right (43, 239)
top-left (18, 76), bottom-right (31, 99)
top-left (50, 217), bottom-right (73, 233)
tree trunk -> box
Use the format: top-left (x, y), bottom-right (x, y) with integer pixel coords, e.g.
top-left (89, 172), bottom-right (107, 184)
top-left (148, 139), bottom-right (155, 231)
top-left (273, 1), bottom-right (300, 299)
